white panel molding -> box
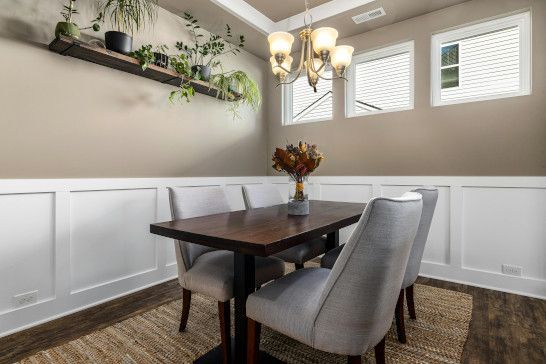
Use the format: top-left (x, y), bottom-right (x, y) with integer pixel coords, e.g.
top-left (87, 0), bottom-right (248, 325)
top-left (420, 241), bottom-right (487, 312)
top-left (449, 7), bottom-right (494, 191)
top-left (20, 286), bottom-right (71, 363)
top-left (0, 175), bottom-right (544, 337)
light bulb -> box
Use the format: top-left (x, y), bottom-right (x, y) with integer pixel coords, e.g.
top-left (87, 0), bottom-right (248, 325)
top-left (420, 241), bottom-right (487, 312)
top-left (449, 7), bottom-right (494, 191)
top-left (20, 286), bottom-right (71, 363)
top-left (310, 27), bottom-right (338, 55)
top-left (330, 45), bottom-right (354, 76)
top-left (267, 31), bottom-right (294, 58)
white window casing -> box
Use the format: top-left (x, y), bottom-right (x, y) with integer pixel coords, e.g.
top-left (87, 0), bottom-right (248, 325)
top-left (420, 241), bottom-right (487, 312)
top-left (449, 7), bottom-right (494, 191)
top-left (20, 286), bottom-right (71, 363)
top-left (431, 11), bottom-right (531, 107)
top-left (345, 40), bottom-right (415, 118)
top-left (282, 70), bottom-right (333, 125)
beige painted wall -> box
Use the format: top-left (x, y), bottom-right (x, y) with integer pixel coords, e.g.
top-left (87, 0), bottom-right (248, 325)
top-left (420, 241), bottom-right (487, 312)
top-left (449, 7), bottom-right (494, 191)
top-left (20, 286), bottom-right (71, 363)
top-left (0, 0), bottom-right (269, 178)
top-left (267, 0), bottom-right (546, 176)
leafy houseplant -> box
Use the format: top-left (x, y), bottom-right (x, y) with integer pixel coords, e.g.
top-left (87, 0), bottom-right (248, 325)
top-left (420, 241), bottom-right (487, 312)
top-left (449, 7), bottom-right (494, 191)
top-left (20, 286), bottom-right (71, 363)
top-left (55, 0), bottom-right (102, 39)
top-left (97, 0), bottom-right (158, 55)
top-left (169, 54), bottom-right (195, 103)
top-left (210, 70), bottom-right (261, 119)
top-left (129, 44), bottom-right (154, 71)
top-left (175, 13), bottom-right (245, 81)
top-left (55, 0), bottom-right (81, 39)
top-left (130, 44), bottom-right (169, 70)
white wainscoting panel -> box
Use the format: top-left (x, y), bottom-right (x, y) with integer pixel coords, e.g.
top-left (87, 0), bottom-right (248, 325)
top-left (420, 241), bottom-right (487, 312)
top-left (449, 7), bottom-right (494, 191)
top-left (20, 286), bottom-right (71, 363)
top-left (70, 189), bottom-right (158, 293)
top-left (462, 187), bottom-right (546, 281)
top-left (0, 193), bottom-right (55, 314)
top-left (0, 176), bottom-right (544, 338)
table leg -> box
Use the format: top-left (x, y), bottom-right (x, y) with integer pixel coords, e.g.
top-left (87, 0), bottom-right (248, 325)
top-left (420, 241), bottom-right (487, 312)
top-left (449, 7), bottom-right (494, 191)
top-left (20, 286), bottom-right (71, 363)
top-left (326, 230), bottom-right (340, 251)
top-left (234, 252), bottom-right (255, 364)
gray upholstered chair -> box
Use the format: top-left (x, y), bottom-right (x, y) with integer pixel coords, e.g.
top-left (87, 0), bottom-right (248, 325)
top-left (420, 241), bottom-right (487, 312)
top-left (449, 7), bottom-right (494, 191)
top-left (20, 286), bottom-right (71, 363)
top-left (321, 187), bottom-right (438, 344)
top-left (168, 186), bottom-right (285, 364)
top-left (245, 193), bottom-right (423, 364)
top-left (242, 184), bottom-right (327, 270)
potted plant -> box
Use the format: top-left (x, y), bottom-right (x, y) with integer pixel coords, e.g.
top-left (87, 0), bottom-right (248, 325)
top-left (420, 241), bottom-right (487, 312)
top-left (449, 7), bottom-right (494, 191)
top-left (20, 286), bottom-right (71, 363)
top-left (55, 0), bottom-right (81, 39)
top-left (210, 70), bottom-right (262, 119)
top-left (96, 0), bottom-right (158, 55)
top-left (175, 13), bottom-right (245, 81)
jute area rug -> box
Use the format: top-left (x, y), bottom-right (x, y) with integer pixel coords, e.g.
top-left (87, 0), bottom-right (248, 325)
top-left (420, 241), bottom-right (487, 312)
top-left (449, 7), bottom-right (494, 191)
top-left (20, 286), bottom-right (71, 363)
top-left (17, 283), bottom-right (472, 364)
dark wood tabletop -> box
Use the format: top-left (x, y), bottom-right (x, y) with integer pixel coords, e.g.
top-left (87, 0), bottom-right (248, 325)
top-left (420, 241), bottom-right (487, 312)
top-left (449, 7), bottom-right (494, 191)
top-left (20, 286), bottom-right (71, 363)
top-left (150, 200), bottom-right (366, 256)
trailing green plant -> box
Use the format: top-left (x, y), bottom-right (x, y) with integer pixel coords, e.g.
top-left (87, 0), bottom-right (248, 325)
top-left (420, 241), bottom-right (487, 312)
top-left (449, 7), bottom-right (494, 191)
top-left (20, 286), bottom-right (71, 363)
top-left (175, 12), bottom-right (245, 70)
top-left (97, 0), bottom-right (158, 35)
top-left (169, 54), bottom-right (195, 103)
top-left (210, 69), bottom-right (261, 119)
top-left (130, 44), bottom-right (154, 70)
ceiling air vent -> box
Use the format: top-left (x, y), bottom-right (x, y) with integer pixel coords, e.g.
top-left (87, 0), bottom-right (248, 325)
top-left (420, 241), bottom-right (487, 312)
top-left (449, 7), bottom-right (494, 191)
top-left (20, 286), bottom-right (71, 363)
top-left (352, 7), bottom-right (386, 24)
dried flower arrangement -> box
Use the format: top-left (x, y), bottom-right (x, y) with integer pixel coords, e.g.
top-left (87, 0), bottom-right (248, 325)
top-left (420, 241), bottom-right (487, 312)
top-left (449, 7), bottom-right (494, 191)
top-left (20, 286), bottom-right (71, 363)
top-left (272, 141), bottom-right (324, 201)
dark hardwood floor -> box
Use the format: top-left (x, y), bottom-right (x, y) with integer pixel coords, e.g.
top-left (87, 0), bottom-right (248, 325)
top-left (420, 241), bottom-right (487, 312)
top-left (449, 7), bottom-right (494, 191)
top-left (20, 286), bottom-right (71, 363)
top-left (0, 277), bottom-right (544, 364)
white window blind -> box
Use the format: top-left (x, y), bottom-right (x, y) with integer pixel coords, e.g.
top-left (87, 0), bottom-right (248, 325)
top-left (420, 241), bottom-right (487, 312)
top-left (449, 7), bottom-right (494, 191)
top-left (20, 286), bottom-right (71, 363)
top-left (432, 12), bottom-right (530, 106)
top-left (283, 71), bottom-right (332, 125)
top-left (346, 41), bottom-right (414, 117)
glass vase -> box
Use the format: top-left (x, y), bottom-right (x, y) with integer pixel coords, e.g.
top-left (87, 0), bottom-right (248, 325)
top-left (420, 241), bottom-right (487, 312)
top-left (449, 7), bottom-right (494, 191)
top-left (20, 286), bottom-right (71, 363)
top-left (288, 176), bottom-right (309, 215)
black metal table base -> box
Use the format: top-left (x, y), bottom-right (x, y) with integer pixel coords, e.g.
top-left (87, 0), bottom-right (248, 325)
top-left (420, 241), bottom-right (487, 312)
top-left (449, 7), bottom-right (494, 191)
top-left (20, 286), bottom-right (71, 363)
top-left (194, 339), bottom-right (285, 364)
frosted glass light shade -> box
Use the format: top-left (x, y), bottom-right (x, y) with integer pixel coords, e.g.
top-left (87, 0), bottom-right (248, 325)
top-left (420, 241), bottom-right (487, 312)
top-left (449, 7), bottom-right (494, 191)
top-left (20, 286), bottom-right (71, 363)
top-left (270, 55), bottom-right (293, 76)
top-left (268, 31), bottom-right (295, 57)
top-left (311, 27), bottom-right (338, 53)
top-left (331, 45), bottom-right (354, 71)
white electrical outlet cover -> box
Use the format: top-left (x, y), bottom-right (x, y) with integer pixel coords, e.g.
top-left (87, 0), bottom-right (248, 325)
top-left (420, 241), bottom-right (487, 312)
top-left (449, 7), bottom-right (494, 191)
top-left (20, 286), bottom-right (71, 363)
top-left (501, 264), bottom-right (522, 277)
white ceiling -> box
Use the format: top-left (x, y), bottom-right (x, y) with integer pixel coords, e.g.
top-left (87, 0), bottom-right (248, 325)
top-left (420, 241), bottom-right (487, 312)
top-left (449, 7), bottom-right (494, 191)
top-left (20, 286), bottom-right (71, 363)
top-left (159, 0), bottom-right (470, 60)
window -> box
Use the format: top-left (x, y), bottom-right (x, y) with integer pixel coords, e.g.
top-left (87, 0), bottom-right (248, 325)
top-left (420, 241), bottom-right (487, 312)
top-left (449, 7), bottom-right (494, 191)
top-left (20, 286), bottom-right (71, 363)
top-left (282, 70), bottom-right (333, 125)
top-left (431, 11), bottom-right (531, 106)
top-left (345, 41), bottom-right (414, 118)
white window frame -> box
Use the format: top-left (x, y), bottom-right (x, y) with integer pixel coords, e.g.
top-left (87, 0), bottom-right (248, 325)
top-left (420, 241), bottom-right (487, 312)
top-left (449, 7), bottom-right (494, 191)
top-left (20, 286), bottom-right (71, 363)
top-left (431, 11), bottom-right (531, 107)
top-left (282, 72), bottom-right (333, 126)
top-left (345, 40), bottom-right (415, 118)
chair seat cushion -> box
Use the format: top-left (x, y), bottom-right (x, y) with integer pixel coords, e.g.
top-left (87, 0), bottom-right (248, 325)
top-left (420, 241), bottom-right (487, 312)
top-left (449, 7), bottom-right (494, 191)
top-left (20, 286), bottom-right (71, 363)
top-left (320, 245), bottom-right (343, 269)
top-left (275, 237), bottom-right (327, 264)
top-left (182, 250), bottom-right (285, 302)
top-left (246, 267), bottom-right (330, 346)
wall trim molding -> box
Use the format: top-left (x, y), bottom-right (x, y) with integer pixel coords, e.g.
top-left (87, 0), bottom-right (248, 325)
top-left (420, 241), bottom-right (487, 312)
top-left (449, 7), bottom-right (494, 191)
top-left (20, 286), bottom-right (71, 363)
top-left (1, 176), bottom-right (544, 338)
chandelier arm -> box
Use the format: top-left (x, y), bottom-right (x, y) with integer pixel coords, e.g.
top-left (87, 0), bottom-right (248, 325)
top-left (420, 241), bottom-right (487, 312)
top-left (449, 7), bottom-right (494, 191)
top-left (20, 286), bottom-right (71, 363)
top-left (273, 65), bottom-right (292, 74)
top-left (294, 37), bottom-right (307, 74)
top-left (275, 68), bottom-right (304, 87)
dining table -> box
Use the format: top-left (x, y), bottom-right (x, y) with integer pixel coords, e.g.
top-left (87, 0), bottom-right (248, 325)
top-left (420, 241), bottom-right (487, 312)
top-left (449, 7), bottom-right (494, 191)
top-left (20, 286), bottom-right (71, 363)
top-left (150, 200), bottom-right (366, 364)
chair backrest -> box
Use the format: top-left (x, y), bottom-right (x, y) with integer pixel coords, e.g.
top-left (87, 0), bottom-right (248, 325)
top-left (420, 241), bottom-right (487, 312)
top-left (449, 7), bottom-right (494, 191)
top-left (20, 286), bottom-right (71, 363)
top-left (312, 192), bottom-right (423, 355)
top-left (402, 187), bottom-right (439, 288)
top-left (242, 184), bottom-right (284, 209)
top-left (168, 186), bottom-right (231, 275)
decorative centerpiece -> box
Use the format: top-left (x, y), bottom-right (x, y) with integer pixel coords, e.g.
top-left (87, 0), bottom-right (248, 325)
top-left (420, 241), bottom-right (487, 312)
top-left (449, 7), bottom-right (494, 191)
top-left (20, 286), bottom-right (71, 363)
top-left (272, 141), bottom-right (324, 215)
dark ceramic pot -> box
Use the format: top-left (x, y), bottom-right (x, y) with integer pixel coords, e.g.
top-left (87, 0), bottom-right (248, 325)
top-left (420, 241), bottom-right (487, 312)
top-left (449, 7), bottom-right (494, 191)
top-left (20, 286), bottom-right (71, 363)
top-left (105, 31), bottom-right (132, 54)
top-left (191, 65), bottom-right (211, 81)
top-left (154, 52), bottom-right (169, 68)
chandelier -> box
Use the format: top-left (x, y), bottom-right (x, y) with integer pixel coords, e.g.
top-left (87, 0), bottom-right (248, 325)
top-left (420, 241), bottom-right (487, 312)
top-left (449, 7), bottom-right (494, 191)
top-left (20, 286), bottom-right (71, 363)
top-left (267, 0), bottom-right (354, 92)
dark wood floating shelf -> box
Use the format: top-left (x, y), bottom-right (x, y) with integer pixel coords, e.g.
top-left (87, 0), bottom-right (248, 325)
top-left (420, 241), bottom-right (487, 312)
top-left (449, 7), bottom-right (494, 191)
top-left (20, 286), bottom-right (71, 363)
top-left (48, 35), bottom-right (241, 101)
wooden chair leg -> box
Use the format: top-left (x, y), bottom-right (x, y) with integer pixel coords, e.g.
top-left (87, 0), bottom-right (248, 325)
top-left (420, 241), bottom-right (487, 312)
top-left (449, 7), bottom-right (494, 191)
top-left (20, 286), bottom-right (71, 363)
top-left (395, 289), bottom-right (407, 343)
top-left (247, 318), bottom-right (261, 364)
top-left (406, 284), bottom-right (416, 319)
top-left (218, 301), bottom-right (231, 364)
top-left (179, 288), bottom-right (191, 332)
top-left (347, 355), bottom-right (361, 364)
top-left (374, 336), bottom-right (386, 364)
top-left (295, 263), bottom-right (304, 270)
